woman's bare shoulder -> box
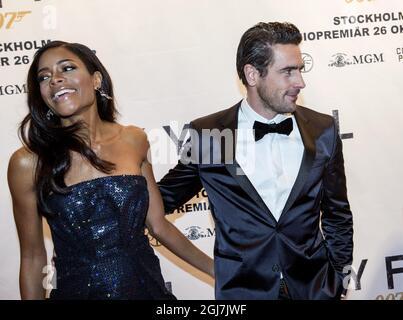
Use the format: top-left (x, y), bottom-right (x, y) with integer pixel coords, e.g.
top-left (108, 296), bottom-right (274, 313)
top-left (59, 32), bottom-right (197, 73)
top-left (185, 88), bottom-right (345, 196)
top-left (9, 147), bottom-right (36, 172)
top-left (120, 125), bottom-right (149, 152)
top-left (8, 147), bottom-right (36, 188)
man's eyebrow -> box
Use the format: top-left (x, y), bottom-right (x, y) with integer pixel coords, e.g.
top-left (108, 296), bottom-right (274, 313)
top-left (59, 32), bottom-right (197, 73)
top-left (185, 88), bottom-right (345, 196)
top-left (279, 64), bottom-right (305, 71)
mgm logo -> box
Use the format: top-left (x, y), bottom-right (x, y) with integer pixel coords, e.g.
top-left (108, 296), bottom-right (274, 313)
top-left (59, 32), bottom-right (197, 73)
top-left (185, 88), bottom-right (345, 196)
top-left (146, 226), bottom-right (215, 246)
top-left (329, 52), bottom-right (384, 67)
top-left (0, 0), bottom-right (41, 9)
top-left (184, 226), bottom-right (215, 240)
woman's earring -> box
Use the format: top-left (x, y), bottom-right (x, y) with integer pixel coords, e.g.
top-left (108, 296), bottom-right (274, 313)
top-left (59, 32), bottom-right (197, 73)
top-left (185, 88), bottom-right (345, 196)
top-left (96, 87), bottom-right (113, 100)
top-left (46, 109), bottom-right (54, 120)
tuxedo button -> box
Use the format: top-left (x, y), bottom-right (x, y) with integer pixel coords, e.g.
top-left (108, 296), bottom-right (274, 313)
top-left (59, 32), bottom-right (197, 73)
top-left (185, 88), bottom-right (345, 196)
top-left (272, 264), bottom-right (280, 272)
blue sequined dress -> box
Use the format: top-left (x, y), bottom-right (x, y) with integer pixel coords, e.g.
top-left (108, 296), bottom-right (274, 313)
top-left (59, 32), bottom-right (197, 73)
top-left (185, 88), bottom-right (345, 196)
top-left (46, 175), bottom-right (175, 300)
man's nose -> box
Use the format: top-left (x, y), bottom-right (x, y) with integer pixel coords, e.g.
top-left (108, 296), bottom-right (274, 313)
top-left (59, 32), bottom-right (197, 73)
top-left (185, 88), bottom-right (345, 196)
top-left (295, 72), bottom-right (306, 89)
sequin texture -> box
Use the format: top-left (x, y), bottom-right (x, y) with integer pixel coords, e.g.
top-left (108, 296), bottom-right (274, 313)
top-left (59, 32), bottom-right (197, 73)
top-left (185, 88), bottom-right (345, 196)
top-left (46, 175), bottom-right (176, 300)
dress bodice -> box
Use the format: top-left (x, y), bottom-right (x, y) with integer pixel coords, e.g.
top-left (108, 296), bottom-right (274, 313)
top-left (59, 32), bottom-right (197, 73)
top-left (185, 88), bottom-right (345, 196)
top-left (46, 175), bottom-right (175, 300)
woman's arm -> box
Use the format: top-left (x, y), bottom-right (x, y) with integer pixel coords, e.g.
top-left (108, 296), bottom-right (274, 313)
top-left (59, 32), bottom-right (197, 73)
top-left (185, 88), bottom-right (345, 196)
top-left (136, 131), bottom-right (214, 278)
top-left (8, 148), bottom-right (47, 299)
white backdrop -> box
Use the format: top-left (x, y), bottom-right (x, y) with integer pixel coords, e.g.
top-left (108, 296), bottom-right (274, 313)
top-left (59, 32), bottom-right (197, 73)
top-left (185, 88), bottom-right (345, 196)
top-left (1, 0), bottom-right (402, 300)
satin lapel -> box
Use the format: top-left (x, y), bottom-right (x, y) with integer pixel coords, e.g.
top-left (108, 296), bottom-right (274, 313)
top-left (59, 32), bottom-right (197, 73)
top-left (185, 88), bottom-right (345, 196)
top-left (218, 102), bottom-right (239, 163)
top-left (221, 101), bottom-right (277, 226)
top-left (280, 107), bottom-right (316, 219)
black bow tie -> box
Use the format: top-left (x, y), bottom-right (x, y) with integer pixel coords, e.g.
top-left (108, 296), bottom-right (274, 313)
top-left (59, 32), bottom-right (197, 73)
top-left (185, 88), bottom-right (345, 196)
top-left (253, 117), bottom-right (293, 141)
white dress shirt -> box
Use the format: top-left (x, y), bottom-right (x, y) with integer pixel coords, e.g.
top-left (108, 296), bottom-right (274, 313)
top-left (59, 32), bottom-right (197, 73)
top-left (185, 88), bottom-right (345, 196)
top-left (235, 98), bottom-right (304, 221)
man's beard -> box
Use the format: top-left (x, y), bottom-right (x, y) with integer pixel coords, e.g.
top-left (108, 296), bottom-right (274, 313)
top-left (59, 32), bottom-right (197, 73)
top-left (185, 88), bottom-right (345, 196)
top-left (256, 85), bottom-right (297, 114)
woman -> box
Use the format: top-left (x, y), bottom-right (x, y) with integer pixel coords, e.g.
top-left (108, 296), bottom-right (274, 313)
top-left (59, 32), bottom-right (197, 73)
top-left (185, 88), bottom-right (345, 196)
top-left (8, 41), bottom-right (214, 299)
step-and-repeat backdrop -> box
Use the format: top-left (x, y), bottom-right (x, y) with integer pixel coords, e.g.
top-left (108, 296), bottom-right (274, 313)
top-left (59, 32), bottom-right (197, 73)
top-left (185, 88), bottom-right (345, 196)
top-left (1, 0), bottom-right (402, 300)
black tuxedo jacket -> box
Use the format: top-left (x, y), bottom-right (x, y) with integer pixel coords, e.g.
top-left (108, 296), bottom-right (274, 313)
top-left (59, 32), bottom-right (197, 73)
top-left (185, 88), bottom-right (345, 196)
top-left (158, 101), bottom-right (353, 299)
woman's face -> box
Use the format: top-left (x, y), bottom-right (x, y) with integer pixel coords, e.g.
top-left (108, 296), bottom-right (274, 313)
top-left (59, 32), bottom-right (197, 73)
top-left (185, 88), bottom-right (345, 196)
top-left (36, 47), bottom-right (101, 118)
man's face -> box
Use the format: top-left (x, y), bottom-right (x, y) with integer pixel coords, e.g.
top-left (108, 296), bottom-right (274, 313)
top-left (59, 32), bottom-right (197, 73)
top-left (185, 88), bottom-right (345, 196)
top-left (255, 44), bottom-right (306, 114)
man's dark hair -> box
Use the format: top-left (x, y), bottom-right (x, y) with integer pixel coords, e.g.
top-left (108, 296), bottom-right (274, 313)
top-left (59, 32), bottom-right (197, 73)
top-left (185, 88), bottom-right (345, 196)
top-left (236, 22), bottom-right (302, 86)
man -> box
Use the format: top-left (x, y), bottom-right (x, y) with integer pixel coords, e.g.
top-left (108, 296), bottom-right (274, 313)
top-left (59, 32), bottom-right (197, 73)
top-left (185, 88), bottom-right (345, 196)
top-left (158, 22), bottom-right (353, 300)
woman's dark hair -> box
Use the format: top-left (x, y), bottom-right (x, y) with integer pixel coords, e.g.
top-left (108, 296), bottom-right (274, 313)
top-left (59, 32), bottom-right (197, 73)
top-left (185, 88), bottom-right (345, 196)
top-left (236, 22), bottom-right (302, 86)
top-left (20, 40), bottom-right (117, 217)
